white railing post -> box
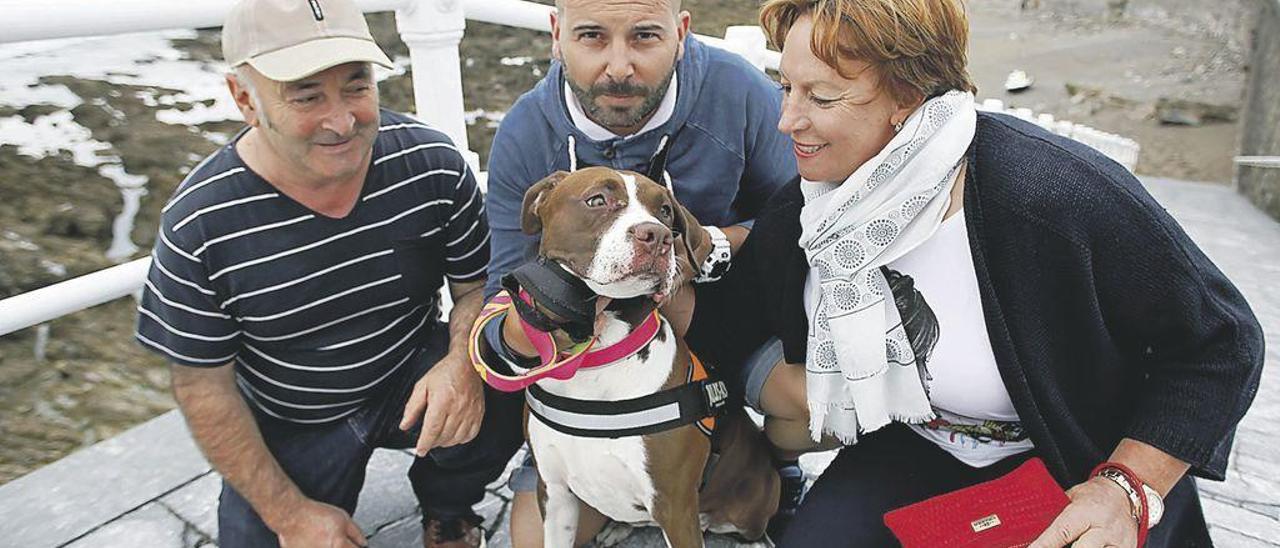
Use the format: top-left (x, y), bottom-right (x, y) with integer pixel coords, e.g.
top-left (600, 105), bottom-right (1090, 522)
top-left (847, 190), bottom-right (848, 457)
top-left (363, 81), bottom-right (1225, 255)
top-left (395, 0), bottom-right (480, 172)
top-left (722, 26), bottom-right (772, 72)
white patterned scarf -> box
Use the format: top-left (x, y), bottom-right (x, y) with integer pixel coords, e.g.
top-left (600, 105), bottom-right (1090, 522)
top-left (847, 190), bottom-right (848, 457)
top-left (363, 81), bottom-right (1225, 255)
top-left (798, 90), bottom-right (976, 444)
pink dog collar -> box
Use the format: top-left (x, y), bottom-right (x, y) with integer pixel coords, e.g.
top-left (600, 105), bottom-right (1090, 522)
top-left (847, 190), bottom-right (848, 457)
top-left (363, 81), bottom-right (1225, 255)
top-left (469, 290), bottom-right (662, 392)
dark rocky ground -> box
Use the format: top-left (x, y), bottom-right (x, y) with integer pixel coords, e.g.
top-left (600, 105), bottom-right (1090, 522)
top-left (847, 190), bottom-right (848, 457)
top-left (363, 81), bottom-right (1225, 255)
top-left (0, 0), bottom-right (1252, 483)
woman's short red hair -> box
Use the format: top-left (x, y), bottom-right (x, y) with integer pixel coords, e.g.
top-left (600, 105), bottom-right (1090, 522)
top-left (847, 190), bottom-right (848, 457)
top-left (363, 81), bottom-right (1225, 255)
top-left (760, 0), bottom-right (977, 104)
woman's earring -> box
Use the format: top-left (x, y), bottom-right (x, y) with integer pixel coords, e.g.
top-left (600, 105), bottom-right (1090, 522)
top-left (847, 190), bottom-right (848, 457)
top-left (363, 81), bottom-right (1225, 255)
top-left (893, 120), bottom-right (904, 133)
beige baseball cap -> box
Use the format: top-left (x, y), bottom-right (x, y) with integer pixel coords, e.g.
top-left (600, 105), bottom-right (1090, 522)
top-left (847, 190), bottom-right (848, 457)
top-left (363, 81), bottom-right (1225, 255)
top-left (222, 0), bottom-right (395, 82)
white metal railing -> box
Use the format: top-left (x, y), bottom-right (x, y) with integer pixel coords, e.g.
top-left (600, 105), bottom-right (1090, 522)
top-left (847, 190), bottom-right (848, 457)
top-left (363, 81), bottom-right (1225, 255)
top-left (0, 259), bottom-right (152, 336)
top-left (0, 0), bottom-right (1139, 339)
top-left (976, 99), bottom-right (1141, 171)
top-left (1235, 156), bottom-right (1280, 169)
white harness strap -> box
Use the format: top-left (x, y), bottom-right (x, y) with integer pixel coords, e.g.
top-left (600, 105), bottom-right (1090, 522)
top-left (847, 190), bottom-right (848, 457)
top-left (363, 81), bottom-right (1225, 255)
top-left (525, 374), bottom-right (728, 439)
top-left (526, 388), bottom-right (684, 433)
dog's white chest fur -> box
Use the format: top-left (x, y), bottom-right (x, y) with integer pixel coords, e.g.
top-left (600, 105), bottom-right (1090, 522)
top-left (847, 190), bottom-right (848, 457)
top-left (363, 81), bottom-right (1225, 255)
top-left (529, 315), bottom-right (677, 524)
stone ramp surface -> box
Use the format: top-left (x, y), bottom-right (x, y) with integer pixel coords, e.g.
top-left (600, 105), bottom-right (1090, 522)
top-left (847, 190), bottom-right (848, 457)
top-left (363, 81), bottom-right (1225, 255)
top-left (0, 177), bottom-right (1275, 547)
top-left (1142, 178), bottom-right (1280, 548)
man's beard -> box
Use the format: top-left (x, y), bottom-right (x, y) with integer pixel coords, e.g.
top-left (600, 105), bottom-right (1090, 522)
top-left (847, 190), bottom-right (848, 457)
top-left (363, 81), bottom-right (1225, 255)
top-left (566, 59), bottom-right (677, 133)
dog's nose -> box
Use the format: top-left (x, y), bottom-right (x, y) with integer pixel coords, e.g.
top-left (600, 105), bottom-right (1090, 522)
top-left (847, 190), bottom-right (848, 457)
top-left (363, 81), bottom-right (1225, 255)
top-left (629, 222), bottom-right (672, 252)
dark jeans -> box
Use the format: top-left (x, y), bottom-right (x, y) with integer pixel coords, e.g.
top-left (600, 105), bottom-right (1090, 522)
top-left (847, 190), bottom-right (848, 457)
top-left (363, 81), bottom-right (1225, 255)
top-left (779, 424), bottom-right (1211, 547)
top-left (217, 327), bottom-right (525, 547)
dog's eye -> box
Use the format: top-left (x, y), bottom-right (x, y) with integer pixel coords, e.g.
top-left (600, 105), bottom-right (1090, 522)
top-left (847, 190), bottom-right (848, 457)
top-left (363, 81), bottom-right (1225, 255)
top-left (659, 204), bottom-right (673, 219)
top-left (585, 194), bottom-right (606, 208)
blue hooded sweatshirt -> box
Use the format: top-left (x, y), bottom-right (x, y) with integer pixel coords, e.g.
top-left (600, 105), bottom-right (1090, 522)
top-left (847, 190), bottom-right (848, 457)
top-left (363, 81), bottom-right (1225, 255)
top-left (484, 36), bottom-right (796, 295)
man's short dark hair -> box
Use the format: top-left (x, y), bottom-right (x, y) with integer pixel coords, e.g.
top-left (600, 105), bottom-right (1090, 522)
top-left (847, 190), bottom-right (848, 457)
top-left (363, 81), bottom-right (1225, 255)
top-left (555, 0), bottom-right (682, 15)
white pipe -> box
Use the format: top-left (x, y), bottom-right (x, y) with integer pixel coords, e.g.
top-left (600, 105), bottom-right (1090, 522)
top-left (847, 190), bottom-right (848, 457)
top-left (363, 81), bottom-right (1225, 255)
top-left (462, 0), bottom-right (554, 32)
top-left (0, 258), bottom-right (151, 337)
top-left (1235, 156), bottom-right (1280, 169)
top-left (0, 0), bottom-right (410, 44)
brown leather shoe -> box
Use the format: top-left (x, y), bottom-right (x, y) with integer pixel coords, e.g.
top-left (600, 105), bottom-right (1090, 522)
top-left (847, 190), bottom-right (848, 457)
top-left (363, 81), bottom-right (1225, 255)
top-left (423, 514), bottom-right (485, 548)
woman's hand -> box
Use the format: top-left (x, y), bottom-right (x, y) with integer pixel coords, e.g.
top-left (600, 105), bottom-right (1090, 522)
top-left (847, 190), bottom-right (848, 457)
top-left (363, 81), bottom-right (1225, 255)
top-left (1029, 476), bottom-right (1138, 548)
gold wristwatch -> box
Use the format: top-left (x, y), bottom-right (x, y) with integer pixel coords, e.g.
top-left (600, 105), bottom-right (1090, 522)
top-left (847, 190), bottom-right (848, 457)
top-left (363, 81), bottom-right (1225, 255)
top-left (1097, 467), bottom-right (1165, 527)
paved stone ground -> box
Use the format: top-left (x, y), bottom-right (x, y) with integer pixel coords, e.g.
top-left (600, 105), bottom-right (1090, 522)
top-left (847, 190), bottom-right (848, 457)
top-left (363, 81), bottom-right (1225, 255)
top-left (1140, 178), bottom-right (1280, 548)
top-left (0, 177), bottom-right (1275, 548)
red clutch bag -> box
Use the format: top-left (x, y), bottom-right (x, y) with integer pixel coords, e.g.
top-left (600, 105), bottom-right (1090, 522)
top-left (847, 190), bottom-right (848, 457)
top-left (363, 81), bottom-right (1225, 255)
top-left (883, 457), bottom-right (1069, 548)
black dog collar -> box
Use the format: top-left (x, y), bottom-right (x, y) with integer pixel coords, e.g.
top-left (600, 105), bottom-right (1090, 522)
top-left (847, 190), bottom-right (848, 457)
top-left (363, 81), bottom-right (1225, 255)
top-left (501, 257), bottom-right (598, 343)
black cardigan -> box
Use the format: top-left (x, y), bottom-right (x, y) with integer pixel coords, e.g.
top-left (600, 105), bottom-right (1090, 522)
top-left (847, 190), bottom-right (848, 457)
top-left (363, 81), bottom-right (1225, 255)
top-left (687, 112), bottom-right (1265, 486)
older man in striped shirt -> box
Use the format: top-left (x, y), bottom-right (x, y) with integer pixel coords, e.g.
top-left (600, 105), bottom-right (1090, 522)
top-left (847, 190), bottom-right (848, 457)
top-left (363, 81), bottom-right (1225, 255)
top-left (134, 1), bottom-right (514, 547)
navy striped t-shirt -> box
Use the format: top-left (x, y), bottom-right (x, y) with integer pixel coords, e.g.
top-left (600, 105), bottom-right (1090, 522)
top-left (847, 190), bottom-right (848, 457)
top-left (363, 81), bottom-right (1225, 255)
top-left (135, 110), bottom-right (488, 424)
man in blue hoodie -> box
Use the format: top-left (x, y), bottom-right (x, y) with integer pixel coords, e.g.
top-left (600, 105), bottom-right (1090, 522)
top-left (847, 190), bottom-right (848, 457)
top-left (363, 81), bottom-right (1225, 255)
top-left (484, 0), bottom-right (799, 545)
top-left (485, 0), bottom-right (795, 298)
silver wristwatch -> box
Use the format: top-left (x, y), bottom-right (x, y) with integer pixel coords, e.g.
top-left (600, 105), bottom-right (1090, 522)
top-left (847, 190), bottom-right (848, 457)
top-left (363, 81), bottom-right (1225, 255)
top-left (694, 225), bottom-right (732, 283)
top-left (1097, 467), bottom-right (1165, 527)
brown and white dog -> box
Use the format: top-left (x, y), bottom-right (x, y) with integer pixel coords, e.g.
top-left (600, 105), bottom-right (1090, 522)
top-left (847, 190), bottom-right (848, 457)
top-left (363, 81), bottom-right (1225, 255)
top-left (515, 167), bottom-right (779, 548)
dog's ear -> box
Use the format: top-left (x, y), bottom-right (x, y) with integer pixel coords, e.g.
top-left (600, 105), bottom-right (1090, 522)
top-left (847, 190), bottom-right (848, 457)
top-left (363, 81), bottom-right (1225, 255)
top-left (521, 171), bottom-right (569, 235)
top-left (668, 189), bottom-right (713, 284)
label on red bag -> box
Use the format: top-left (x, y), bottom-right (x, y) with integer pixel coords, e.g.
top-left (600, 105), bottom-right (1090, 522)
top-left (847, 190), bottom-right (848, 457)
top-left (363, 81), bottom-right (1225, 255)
top-left (971, 514), bottom-right (1002, 533)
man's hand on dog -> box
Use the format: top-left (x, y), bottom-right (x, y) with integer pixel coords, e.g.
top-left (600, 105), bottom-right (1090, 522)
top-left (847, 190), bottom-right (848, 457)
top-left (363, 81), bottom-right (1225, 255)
top-left (399, 350), bottom-right (485, 456)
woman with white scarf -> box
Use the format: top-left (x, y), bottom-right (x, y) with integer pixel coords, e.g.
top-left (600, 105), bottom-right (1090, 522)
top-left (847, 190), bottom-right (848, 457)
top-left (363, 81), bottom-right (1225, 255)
top-left (684, 0), bottom-right (1264, 546)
